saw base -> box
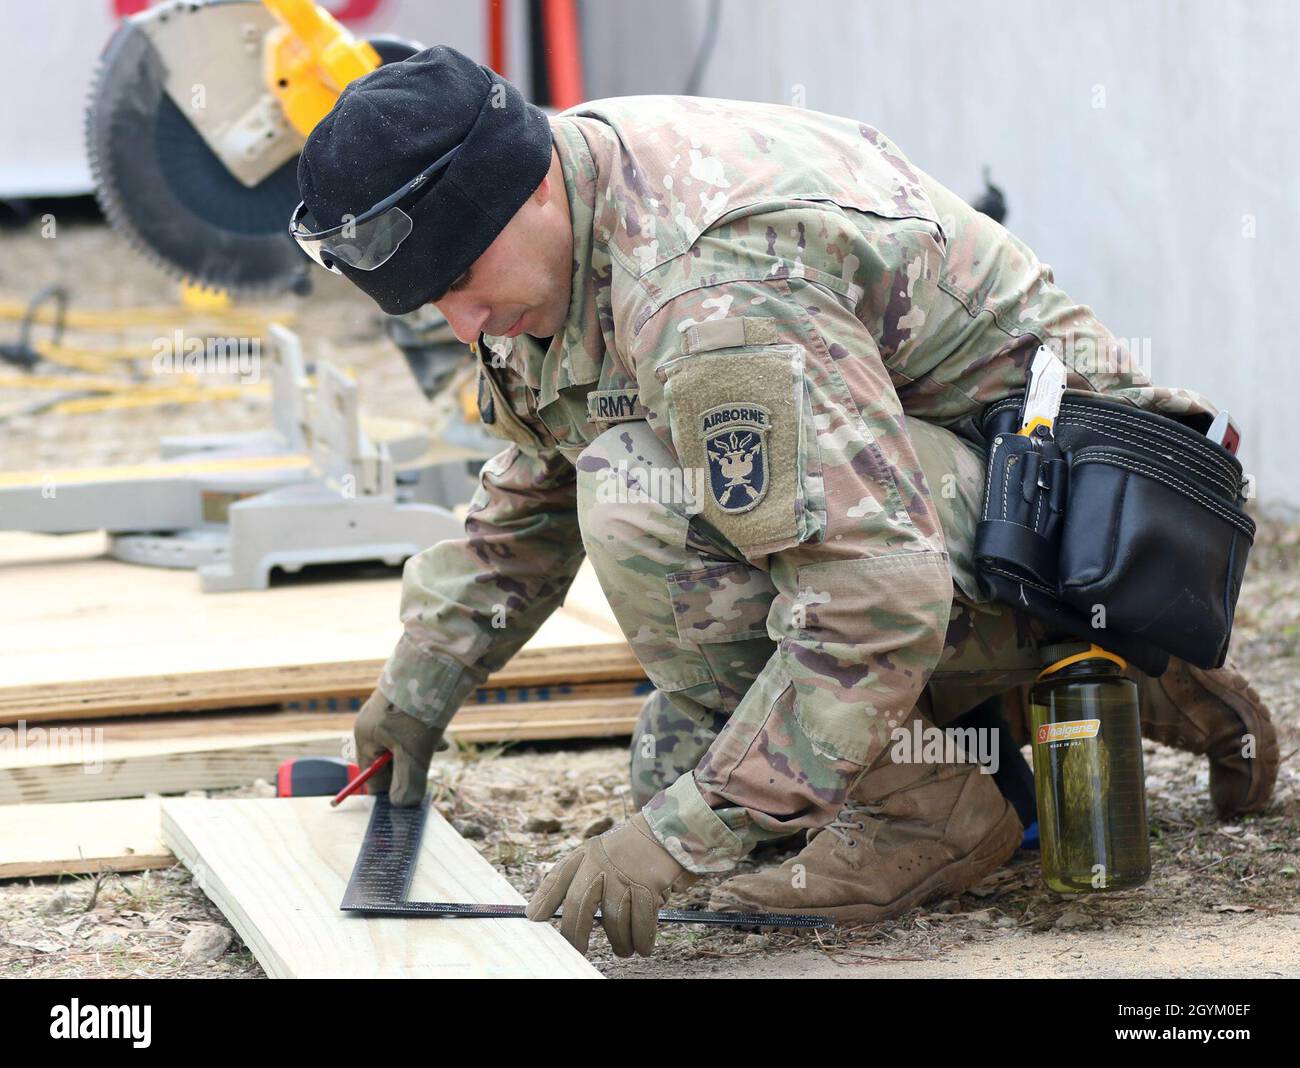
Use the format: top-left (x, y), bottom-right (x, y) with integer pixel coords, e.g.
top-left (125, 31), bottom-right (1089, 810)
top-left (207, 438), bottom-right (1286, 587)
top-left (2, 327), bottom-right (487, 593)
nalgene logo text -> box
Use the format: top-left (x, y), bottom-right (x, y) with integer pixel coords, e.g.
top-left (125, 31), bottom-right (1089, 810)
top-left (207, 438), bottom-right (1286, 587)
top-left (1036, 719), bottom-right (1101, 744)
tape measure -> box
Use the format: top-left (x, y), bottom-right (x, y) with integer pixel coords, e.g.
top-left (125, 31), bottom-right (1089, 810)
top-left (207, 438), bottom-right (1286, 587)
top-left (341, 797), bottom-right (833, 931)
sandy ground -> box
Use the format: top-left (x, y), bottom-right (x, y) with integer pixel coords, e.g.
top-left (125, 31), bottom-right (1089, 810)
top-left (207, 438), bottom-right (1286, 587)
top-left (1, 215), bottom-right (1297, 979)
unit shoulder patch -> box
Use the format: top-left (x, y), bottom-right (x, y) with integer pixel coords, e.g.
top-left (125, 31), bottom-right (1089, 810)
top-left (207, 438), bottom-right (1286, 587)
top-left (662, 346), bottom-right (803, 553)
top-left (703, 403), bottom-right (771, 513)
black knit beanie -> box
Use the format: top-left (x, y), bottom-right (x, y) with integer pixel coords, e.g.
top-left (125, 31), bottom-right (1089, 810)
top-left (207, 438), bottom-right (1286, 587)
top-left (296, 46), bottom-right (553, 315)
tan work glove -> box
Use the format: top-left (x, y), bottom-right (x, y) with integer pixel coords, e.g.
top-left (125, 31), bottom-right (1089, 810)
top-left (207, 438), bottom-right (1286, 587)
top-left (353, 689), bottom-right (444, 807)
top-left (526, 813), bottom-right (697, 957)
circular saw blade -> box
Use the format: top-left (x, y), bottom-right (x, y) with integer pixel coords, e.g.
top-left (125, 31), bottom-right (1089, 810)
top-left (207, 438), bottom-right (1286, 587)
top-left (85, 0), bottom-right (309, 295)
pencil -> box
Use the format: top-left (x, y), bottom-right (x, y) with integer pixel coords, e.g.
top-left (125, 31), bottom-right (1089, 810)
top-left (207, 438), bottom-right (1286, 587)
top-left (331, 751), bottom-right (393, 807)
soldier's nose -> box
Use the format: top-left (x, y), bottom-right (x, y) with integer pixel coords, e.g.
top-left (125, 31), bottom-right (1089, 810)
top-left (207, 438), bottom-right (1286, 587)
top-left (438, 299), bottom-right (489, 344)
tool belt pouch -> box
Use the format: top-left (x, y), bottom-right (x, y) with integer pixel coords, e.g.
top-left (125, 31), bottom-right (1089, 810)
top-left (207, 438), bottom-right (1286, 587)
top-left (975, 392), bottom-right (1254, 675)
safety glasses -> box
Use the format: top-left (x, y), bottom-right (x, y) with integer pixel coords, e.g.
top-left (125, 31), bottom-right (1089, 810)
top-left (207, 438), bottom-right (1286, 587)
top-left (289, 143), bottom-right (461, 274)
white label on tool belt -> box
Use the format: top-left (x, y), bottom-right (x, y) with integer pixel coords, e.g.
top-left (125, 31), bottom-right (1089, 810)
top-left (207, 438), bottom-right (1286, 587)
top-left (1036, 719), bottom-right (1101, 744)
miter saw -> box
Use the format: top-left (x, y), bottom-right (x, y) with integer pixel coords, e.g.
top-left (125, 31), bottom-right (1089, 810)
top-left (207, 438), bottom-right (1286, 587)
top-left (39, 0), bottom-right (503, 588)
top-left (86, 0), bottom-right (473, 400)
top-left (86, 0), bottom-right (418, 295)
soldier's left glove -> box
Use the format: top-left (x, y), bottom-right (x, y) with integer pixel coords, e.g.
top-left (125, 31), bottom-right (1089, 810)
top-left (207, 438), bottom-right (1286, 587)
top-left (525, 813), bottom-right (697, 957)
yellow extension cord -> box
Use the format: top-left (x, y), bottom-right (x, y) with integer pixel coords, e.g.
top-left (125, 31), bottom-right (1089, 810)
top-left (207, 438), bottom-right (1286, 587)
top-left (0, 298), bottom-right (293, 413)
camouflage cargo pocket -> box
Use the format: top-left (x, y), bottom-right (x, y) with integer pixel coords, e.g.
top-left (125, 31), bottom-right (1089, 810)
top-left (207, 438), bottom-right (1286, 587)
top-left (788, 551), bottom-right (953, 764)
top-left (666, 561), bottom-right (777, 644)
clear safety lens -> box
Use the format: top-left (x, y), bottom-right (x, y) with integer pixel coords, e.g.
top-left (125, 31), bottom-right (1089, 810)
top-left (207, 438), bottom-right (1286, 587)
top-left (291, 206), bottom-right (414, 273)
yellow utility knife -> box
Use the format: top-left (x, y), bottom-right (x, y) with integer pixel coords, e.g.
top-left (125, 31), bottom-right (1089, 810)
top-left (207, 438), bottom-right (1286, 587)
top-left (1018, 346), bottom-right (1068, 438)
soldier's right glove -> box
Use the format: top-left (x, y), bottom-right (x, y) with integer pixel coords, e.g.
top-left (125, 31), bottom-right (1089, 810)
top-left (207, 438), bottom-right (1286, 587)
top-left (525, 814), bottom-right (697, 957)
top-left (353, 688), bottom-right (444, 807)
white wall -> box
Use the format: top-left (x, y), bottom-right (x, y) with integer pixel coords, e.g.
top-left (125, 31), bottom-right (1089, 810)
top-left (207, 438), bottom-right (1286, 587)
top-left (583, 0), bottom-right (1300, 510)
top-left (4, 0), bottom-right (1293, 506)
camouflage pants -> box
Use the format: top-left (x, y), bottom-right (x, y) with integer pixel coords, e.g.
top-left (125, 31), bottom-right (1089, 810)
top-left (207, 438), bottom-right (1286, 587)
top-left (575, 419), bottom-right (1049, 808)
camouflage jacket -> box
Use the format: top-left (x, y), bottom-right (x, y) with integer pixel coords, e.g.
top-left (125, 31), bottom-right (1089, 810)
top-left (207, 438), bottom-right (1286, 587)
top-left (379, 96), bottom-right (1214, 872)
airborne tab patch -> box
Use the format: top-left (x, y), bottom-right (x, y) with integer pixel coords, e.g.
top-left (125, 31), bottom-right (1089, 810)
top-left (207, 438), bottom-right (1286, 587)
top-left (702, 403), bottom-right (771, 513)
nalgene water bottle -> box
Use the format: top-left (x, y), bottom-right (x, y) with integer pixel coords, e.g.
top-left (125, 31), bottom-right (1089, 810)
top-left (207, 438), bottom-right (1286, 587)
top-left (1029, 643), bottom-right (1150, 893)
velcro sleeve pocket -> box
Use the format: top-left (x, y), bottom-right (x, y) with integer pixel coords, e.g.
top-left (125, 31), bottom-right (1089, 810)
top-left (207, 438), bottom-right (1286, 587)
top-left (657, 345), bottom-right (807, 555)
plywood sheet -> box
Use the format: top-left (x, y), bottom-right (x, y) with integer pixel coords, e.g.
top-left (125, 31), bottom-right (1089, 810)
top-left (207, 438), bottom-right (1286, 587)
top-left (0, 531), bottom-right (639, 722)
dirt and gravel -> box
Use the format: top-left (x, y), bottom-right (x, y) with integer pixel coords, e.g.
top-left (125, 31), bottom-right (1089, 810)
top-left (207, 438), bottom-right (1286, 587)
top-left (1, 214), bottom-right (1297, 979)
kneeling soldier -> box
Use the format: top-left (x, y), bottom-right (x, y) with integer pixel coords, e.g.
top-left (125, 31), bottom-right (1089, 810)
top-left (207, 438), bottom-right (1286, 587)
top-left (294, 48), bottom-right (1277, 958)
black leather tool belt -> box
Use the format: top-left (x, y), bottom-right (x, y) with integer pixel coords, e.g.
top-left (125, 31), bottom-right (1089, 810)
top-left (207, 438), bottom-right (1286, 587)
top-left (975, 392), bottom-right (1254, 676)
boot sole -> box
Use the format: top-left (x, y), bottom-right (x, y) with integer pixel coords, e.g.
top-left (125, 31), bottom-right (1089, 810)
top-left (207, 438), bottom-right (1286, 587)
top-left (712, 800), bottom-right (1024, 924)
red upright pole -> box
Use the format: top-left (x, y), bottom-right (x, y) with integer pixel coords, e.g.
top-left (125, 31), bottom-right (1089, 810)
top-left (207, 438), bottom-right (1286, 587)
top-left (542, 0), bottom-right (585, 108)
top-left (488, 0), bottom-right (507, 75)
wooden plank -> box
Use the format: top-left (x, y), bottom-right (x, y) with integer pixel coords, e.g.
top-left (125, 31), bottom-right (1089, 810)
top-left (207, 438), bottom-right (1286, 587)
top-left (0, 698), bottom-right (642, 804)
top-left (1, 644), bottom-right (645, 723)
top-left (161, 796), bottom-right (601, 978)
top-left (450, 695), bottom-right (642, 743)
top-left (284, 675), bottom-right (648, 712)
top-left (0, 799), bottom-right (171, 878)
top-left (0, 532), bottom-right (639, 723)
top-left (0, 725), bottom-right (348, 806)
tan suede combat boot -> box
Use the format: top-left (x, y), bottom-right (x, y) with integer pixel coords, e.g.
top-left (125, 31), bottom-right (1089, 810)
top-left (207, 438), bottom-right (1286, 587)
top-left (709, 751), bottom-right (1023, 922)
top-left (1136, 657), bottom-right (1278, 818)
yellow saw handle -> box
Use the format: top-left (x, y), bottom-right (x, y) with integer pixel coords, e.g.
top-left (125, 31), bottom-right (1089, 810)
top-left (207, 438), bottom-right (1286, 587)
top-left (262, 0), bottom-right (383, 136)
